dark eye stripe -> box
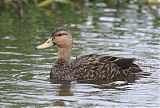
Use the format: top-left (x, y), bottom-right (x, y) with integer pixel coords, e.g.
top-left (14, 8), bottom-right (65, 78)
top-left (57, 33), bottom-right (67, 36)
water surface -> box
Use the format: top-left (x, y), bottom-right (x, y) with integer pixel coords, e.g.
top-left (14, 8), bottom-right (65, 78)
top-left (0, 1), bottom-right (160, 107)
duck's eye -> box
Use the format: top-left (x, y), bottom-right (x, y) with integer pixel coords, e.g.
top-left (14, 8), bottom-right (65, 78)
top-left (58, 34), bottom-right (62, 36)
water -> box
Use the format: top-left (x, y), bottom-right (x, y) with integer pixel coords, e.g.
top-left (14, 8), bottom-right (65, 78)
top-left (0, 1), bottom-right (160, 107)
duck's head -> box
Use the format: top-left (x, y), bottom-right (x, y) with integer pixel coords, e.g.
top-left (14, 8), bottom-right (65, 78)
top-left (36, 27), bottom-right (72, 50)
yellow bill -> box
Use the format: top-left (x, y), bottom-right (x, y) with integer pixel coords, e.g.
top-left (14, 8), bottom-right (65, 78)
top-left (36, 38), bottom-right (54, 50)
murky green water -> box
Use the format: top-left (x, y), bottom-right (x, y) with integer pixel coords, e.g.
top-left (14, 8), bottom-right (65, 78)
top-left (0, 1), bottom-right (160, 107)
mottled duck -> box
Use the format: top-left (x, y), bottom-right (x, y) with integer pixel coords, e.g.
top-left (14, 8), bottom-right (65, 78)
top-left (36, 27), bottom-right (142, 83)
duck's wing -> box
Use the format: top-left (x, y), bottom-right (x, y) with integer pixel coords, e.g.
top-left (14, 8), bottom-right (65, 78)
top-left (109, 58), bottom-right (136, 69)
top-left (72, 54), bottom-right (136, 69)
top-left (72, 54), bottom-right (109, 67)
top-left (72, 61), bottom-right (122, 81)
top-left (71, 54), bottom-right (143, 82)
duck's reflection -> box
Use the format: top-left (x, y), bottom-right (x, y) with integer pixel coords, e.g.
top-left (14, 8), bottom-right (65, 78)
top-left (58, 82), bottom-right (73, 96)
top-left (51, 81), bottom-right (73, 106)
top-left (50, 80), bottom-right (73, 96)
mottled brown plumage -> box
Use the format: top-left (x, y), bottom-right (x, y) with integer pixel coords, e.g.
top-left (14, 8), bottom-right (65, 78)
top-left (36, 27), bottom-right (142, 83)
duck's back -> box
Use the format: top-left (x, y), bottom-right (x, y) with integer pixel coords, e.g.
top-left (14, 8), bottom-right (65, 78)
top-left (71, 54), bottom-right (142, 81)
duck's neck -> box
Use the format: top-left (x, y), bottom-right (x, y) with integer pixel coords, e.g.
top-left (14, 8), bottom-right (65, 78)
top-left (58, 46), bottom-right (72, 62)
